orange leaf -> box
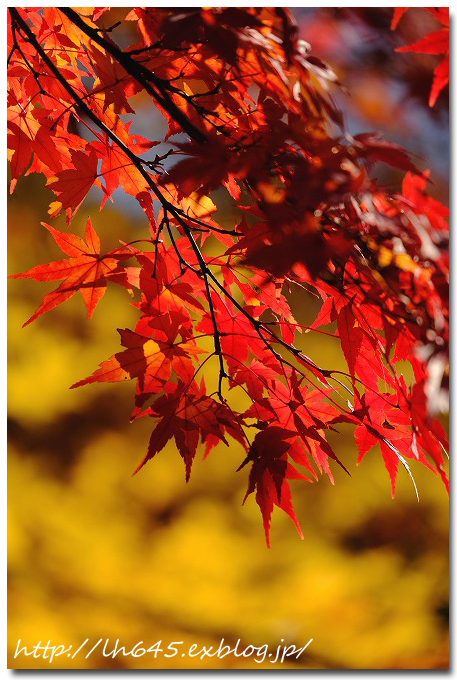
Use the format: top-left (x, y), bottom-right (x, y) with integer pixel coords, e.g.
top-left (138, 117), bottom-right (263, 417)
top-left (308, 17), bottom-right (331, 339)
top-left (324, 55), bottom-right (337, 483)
top-left (10, 218), bottom-right (127, 325)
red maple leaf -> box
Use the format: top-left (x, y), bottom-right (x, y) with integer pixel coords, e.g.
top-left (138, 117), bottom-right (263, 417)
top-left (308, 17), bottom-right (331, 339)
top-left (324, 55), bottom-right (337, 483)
top-left (135, 379), bottom-right (244, 480)
top-left (71, 315), bottom-right (206, 403)
top-left (10, 218), bottom-right (129, 325)
top-left (238, 427), bottom-right (310, 547)
top-left (47, 148), bottom-right (100, 219)
top-left (392, 7), bottom-right (449, 106)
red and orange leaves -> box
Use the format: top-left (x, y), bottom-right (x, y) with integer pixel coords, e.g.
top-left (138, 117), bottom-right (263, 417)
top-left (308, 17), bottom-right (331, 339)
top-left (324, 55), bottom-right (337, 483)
top-left (10, 218), bottom-right (130, 325)
top-left (8, 7), bottom-right (448, 544)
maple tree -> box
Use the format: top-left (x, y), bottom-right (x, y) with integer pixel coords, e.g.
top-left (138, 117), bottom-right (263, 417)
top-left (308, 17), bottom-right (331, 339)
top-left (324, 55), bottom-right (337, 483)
top-left (8, 7), bottom-right (449, 545)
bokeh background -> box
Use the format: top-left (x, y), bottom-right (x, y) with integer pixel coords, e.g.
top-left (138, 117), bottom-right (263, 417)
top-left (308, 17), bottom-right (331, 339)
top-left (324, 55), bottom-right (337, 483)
top-left (8, 7), bottom-right (449, 670)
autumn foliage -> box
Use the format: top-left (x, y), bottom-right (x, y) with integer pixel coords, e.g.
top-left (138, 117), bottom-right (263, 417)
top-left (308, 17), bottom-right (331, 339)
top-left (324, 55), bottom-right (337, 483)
top-left (8, 7), bottom-right (449, 545)
top-left (392, 7), bottom-right (449, 106)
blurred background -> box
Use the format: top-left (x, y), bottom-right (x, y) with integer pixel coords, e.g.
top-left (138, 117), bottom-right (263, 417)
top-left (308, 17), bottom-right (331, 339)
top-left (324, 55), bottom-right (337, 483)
top-left (8, 7), bottom-right (448, 669)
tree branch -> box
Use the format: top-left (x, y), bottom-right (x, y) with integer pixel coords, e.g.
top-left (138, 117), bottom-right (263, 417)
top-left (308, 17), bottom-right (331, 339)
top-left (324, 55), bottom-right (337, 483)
top-left (10, 5), bottom-right (333, 400)
top-left (58, 7), bottom-right (208, 145)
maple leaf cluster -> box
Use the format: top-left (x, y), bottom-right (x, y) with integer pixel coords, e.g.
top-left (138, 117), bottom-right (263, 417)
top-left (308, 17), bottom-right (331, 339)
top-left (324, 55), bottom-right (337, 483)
top-left (392, 7), bottom-right (449, 107)
top-left (8, 7), bottom-right (448, 545)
